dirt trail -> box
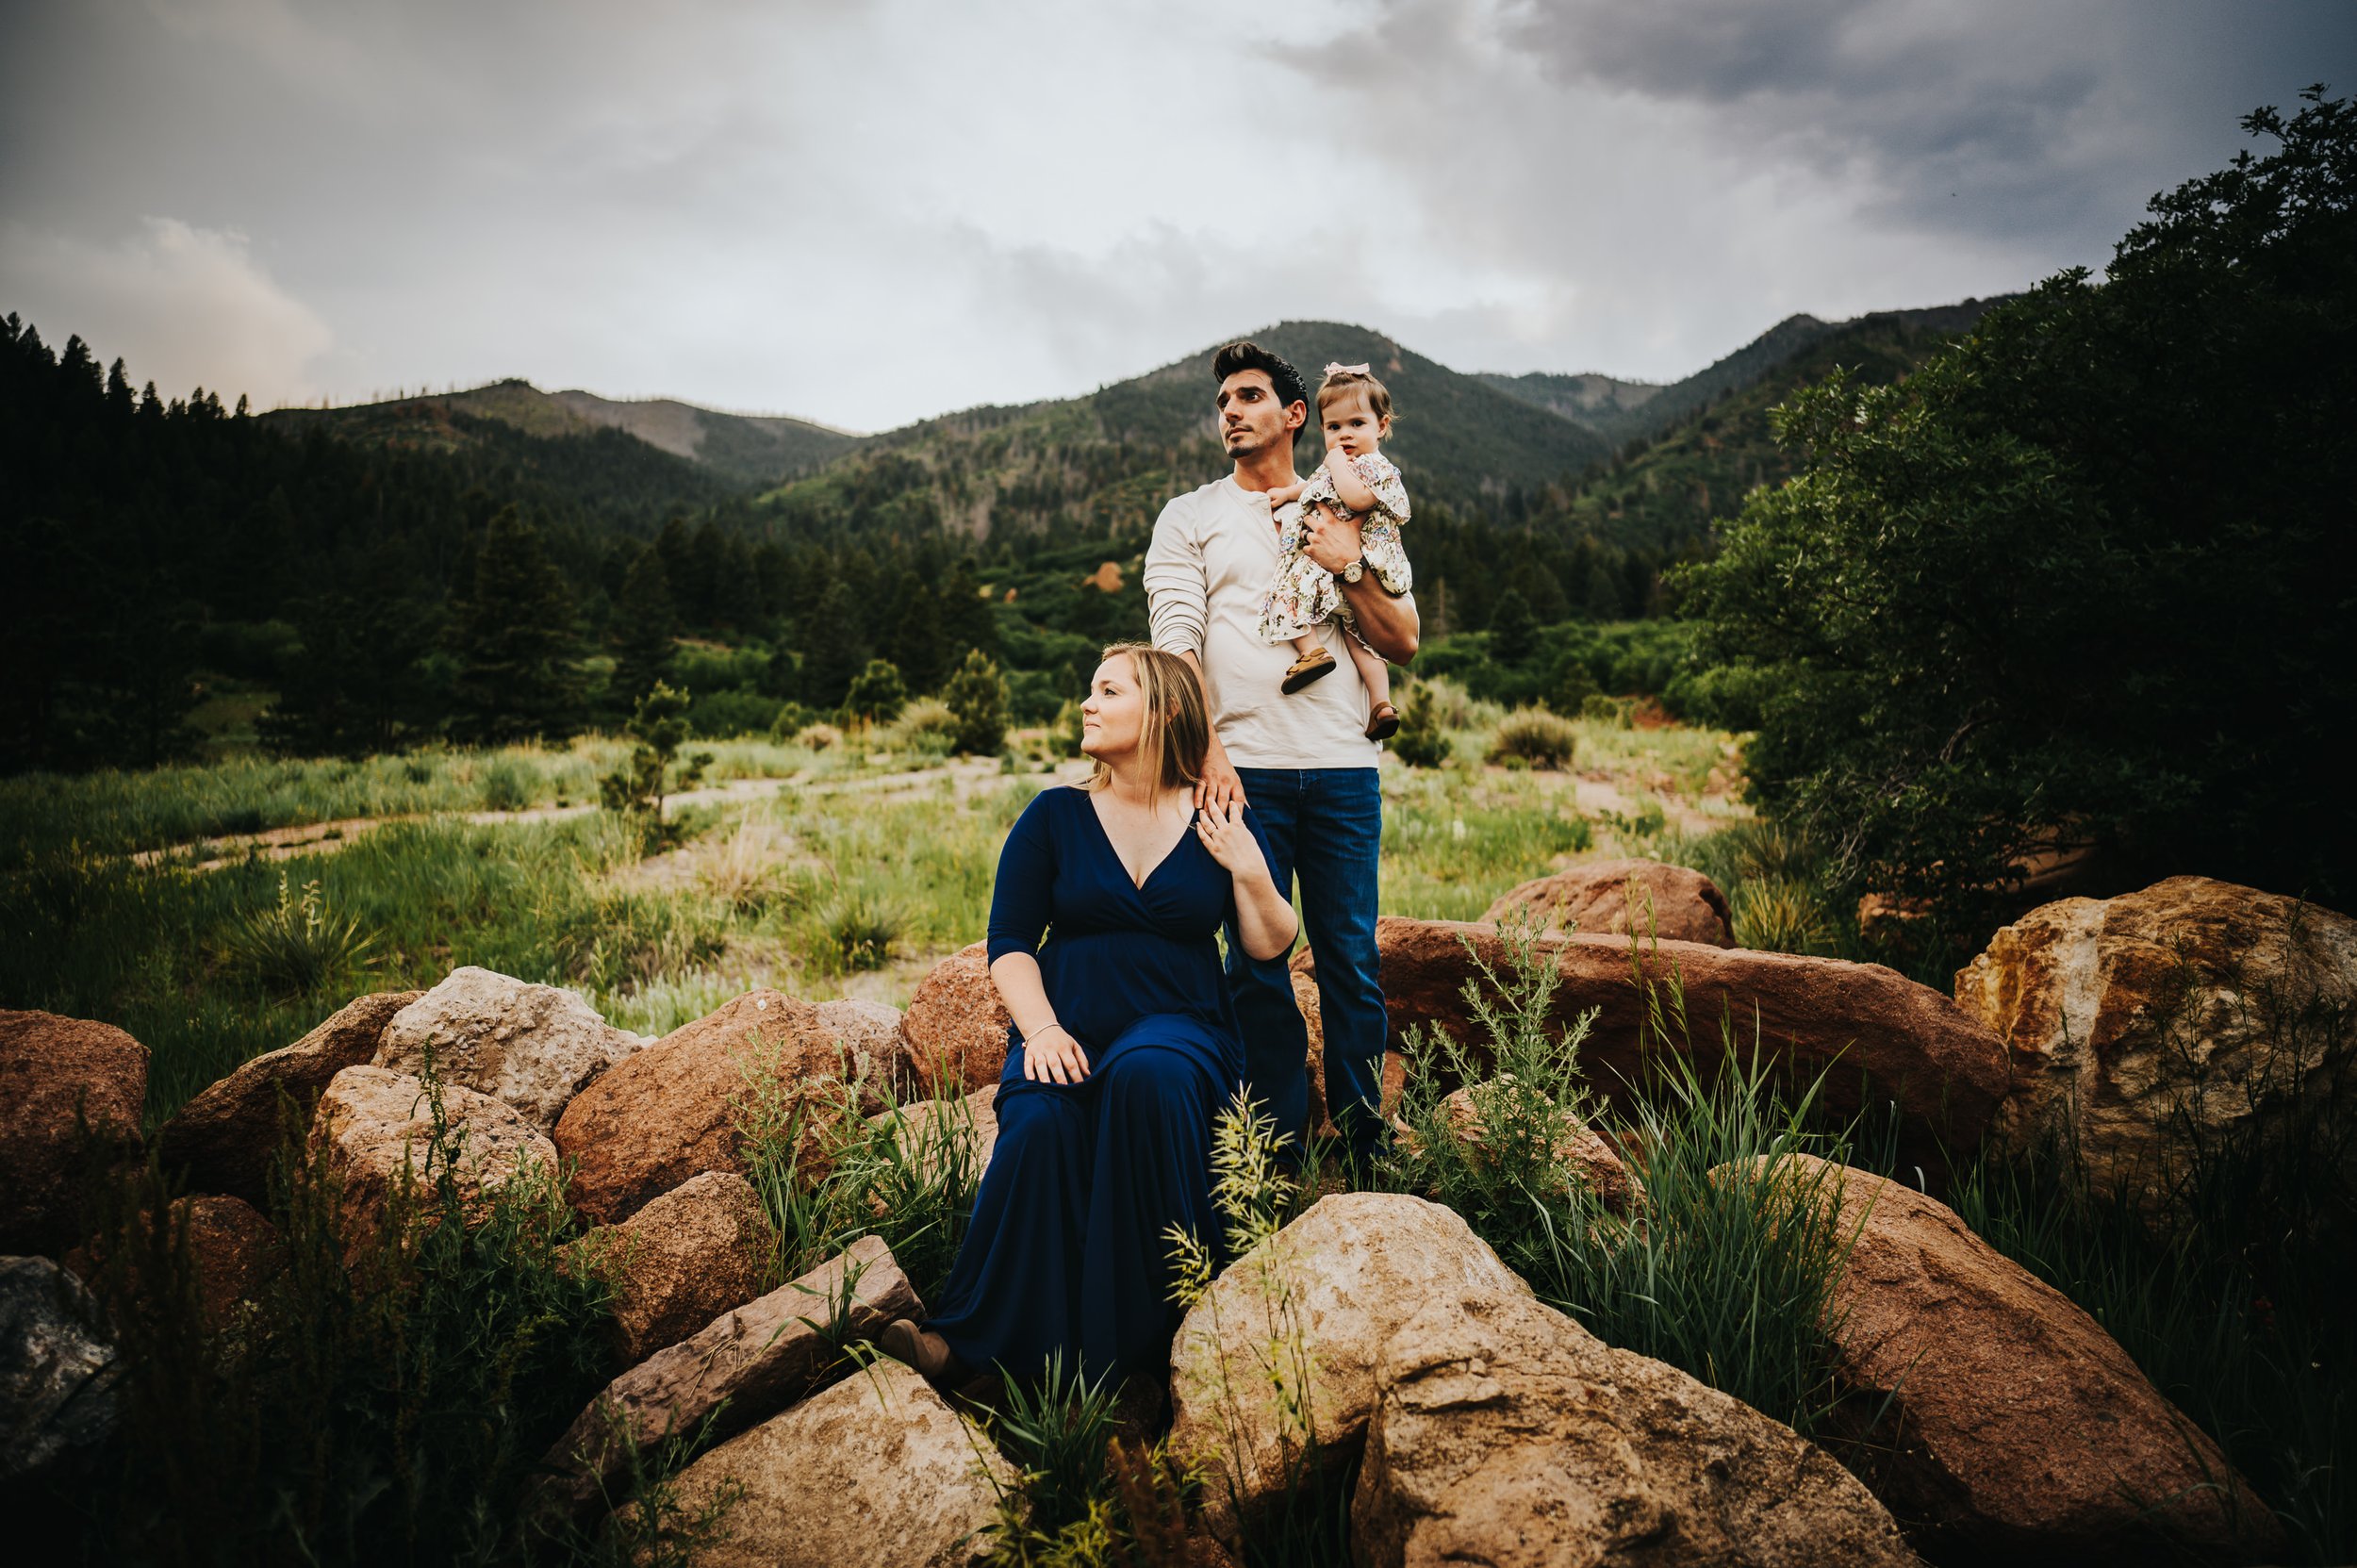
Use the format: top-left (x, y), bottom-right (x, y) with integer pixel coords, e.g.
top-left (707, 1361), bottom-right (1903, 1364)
top-left (130, 755), bottom-right (1027, 874)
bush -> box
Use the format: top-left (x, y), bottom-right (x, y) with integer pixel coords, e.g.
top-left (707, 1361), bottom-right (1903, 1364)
top-left (215, 871), bottom-right (377, 996)
top-left (943, 649), bottom-right (1010, 755)
top-left (684, 686), bottom-right (783, 739)
top-left (476, 758), bottom-right (533, 812)
top-left (1485, 708), bottom-right (1577, 769)
top-left (840, 659), bottom-right (908, 728)
top-left (882, 697), bottom-right (959, 756)
top-left (798, 721), bottom-right (842, 752)
top-left (1388, 685), bottom-right (1454, 769)
top-left (766, 701), bottom-right (814, 743)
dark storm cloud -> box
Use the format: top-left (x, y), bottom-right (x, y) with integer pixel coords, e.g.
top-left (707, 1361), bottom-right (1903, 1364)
top-left (1, 0), bottom-right (2348, 421)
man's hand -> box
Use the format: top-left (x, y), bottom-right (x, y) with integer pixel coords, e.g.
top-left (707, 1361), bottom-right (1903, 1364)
top-left (1196, 740), bottom-right (1246, 811)
top-left (1303, 503), bottom-right (1363, 575)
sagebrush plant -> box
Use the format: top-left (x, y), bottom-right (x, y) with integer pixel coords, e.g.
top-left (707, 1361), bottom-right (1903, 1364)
top-left (216, 869), bottom-right (377, 997)
top-left (1484, 707), bottom-right (1578, 769)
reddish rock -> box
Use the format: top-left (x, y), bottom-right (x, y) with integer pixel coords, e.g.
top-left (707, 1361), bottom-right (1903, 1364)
top-left (157, 991), bottom-right (420, 1207)
top-left (373, 966), bottom-right (645, 1133)
top-left (1300, 917), bottom-right (2009, 1169)
top-left (537, 1234), bottom-right (919, 1527)
top-left (1752, 1154), bottom-right (2284, 1564)
top-left (555, 989), bottom-right (878, 1228)
top-left (560, 1171), bottom-right (774, 1363)
top-left (68, 1194), bottom-right (282, 1336)
top-left (865, 1087), bottom-right (1001, 1188)
top-left (815, 998), bottom-right (916, 1101)
top-left (1956, 875), bottom-right (2357, 1207)
top-left (309, 1065), bottom-right (556, 1261)
top-left (1482, 858), bottom-right (1736, 947)
top-left (0, 1010), bottom-right (149, 1255)
top-left (902, 942), bottom-right (1012, 1097)
top-left (1438, 1080), bottom-right (1642, 1214)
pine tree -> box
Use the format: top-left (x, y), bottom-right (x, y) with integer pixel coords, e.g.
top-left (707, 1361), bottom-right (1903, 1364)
top-left (800, 578), bottom-right (869, 707)
top-left (609, 545), bottom-right (678, 710)
top-left (1489, 588), bottom-right (1538, 666)
top-left (449, 504), bottom-right (585, 745)
top-left (841, 658), bottom-right (907, 728)
top-left (942, 649), bottom-right (1008, 755)
top-left (600, 680), bottom-right (710, 833)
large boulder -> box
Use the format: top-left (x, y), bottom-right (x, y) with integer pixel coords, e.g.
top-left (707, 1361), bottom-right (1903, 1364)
top-left (1351, 1286), bottom-right (1915, 1568)
top-left (555, 989), bottom-right (880, 1227)
top-left (902, 942), bottom-right (1012, 1097)
top-left (539, 1234), bottom-right (919, 1526)
top-left (157, 990), bottom-right (420, 1207)
top-left (1955, 875), bottom-right (2357, 1207)
top-left (66, 1194), bottom-right (282, 1338)
top-left (558, 1171), bottom-right (774, 1364)
top-left (372, 966), bottom-right (644, 1134)
top-left (655, 1359), bottom-right (1014, 1568)
top-left (1751, 1154), bottom-right (2284, 1564)
top-left (1167, 1193), bottom-right (1529, 1544)
top-left (0, 1256), bottom-right (122, 1487)
top-left (308, 1065), bottom-right (556, 1261)
top-left (0, 1011), bottom-right (149, 1256)
top-left (816, 998), bottom-right (917, 1101)
top-left (1301, 917), bottom-right (2010, 1169)
top-left (1482, 857), bottom-right (1736, 947)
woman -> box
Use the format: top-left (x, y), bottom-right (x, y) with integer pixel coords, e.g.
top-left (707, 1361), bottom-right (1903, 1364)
top-left (881, 643), bottom-right (1298, 1388)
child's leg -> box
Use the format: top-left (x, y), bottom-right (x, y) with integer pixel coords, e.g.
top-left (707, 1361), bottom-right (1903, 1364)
top-left (1290, 633), bottom-right (1324, 661)
top-left (1344, 636), bottom-right (1391, 712)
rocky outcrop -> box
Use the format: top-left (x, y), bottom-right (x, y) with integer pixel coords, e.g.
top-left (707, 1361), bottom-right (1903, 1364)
top-left (1301, 917), bottom-right (2010, 1168)
top-left (555, 989), bottom-right (876, 1227)
top-left (1955, 875), bottom-right (2357, 1207)
top-left (655, 1359), bottom-right (1014, 1568)
top-left (1482, 857), bottom-right (1736, 947)
top-left (539, 1234), bottom-right (919, 1525)
top-left (1351, 1287), bottom-right (1915, 1567)
top-left (0, 1010), bottom-right (149, 1256)
top-left (903, 942), bottom-right (1012, 1097)
top-left (308, 1065), bottom-right (556, 1261)
top-left (816, 998), bottom-right (916, 1100)
top-left (0, 1256), bottom-right (122, 1487)
top-left (1750, 1154), bottom-right (2285, 1564)
top-left (1438, 1080), bottom-right (1642, 1214)
top-left (372, 966), bottom-right (644, 1134)
top-left (559, 1171), bottom-right (773, 1364)
top-left (1167, 1193), bottom-right (1529, 1544)
top-left (157, 990), bottom-right (420, 1206)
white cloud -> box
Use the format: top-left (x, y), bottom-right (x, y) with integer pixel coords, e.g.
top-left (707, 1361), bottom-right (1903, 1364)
top-left (0, 217), bottom-right (336, 404)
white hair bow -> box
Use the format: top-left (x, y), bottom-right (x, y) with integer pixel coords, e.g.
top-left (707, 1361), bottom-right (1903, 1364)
top-left (1323, 361), bottom-right (1372, 377)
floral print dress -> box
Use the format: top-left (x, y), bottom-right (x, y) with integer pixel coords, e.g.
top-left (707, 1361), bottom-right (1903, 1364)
top-left (1256, 451), bottom-right (1414, 644)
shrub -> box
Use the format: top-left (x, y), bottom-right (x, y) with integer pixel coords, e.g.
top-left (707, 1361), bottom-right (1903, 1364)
top-left (798, 721), bottom-right (842, 752)
top-left (1388, 685), bottom-right (1454, 769)
top-left (477, 758), bottom-right (533, 812)
top-left (1485, 708), bottom-right (1577, 769)
top-left (766, 701), bottom-right (814, 743)
top-left (1579, 693), bottom-right (1635, 728)
top-left (216, 870), bottom-right (376, 996)
top-left (684, 686), bottom-right (783, 739)
top-left (882, 697), bottom-right (959, 756)
top-left (1729, 875), bottom-right (1835, 953)
top-left (805, 890), bottom-right (902, 973)
top-left (599, 682), bottom-right (714, 827)
top-left (943, 649), bottom-right (1010, 755)
top-left (840, 659), bottom-right (908, 728)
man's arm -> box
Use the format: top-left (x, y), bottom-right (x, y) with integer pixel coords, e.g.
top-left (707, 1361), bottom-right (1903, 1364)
top-left (1144, 497), bottom-right (1246, 809)
top-left (1303, 507), bottom-right (1420, 664)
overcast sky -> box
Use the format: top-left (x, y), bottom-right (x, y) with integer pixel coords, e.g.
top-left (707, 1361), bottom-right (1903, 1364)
top-left (3, 1), bottom-right (2347, 431)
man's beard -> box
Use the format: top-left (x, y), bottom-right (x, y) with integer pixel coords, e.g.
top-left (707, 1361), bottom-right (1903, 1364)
top-left (1225, 427), bottom-right (1274, 457)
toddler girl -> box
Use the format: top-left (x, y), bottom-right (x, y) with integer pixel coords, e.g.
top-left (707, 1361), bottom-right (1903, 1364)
top-left (1258, 363), bottom-right (1414, 739)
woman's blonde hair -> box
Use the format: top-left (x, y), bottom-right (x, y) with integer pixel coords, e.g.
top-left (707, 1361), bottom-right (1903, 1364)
top-left (1084, 642), bottom-right (1209, 793)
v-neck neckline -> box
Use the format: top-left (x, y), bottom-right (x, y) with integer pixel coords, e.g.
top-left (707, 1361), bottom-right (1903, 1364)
top-left (1082, 788), bottom-right (1197, 892)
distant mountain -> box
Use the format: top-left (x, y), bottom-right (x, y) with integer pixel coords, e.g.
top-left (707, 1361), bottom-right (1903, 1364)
top-left (1542, 306), bottom-right (2001, 549)
top-left (266, 379), bottom-right (860, 487)
top-left (764, 321), bottom-right (1614, 541)
top-left (1475, 371), bottom-right (1663, 425)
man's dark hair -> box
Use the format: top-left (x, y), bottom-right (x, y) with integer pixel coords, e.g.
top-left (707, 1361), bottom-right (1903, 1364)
top-left (1211, 340), bottom-right (1307, 410)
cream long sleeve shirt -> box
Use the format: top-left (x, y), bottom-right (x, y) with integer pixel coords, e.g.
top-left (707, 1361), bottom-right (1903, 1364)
top-left (1145, 474), bottom-right (1409, 770)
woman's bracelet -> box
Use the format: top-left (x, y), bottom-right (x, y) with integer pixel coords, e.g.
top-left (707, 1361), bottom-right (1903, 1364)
top-left (1030, 1022), bottom-right (1071, 1047)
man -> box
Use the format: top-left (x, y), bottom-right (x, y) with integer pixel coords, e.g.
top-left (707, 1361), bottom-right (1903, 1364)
top-left (1143, 340), bottom-right (1419, 1163)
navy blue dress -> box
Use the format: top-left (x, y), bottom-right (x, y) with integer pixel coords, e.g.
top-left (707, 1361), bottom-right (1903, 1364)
top-left (923, 784), bottom-right (1271, 1383)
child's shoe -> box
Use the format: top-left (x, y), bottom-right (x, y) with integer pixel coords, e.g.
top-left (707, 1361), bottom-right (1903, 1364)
top-left (1365, 701), bottom-right (1400, 741)
top-left (1281, 648), bottom-right (1337, 693)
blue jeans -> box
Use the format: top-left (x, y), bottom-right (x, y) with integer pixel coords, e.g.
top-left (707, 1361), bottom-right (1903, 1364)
top-left (1225, 767), bottom-right (1387, 1163)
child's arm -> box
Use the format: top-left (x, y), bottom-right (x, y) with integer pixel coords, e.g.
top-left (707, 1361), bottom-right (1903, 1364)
top-left (1325, 449), bottom-right (1380, 513)
top-left (1265, 479), bottom-right (1307, 506)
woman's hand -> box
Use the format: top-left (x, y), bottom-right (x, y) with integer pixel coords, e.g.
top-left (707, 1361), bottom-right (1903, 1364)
top-left (1195, 798), bottom-right (1271, 885)
top-left (1022, 1022), bottom-right (1092, 1085)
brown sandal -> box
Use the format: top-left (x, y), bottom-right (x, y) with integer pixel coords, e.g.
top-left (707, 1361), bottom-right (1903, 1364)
top-left (1281, 648), bottom-right (1337, 693)
top-left (1366, 701), bottom-right (1401, 741)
